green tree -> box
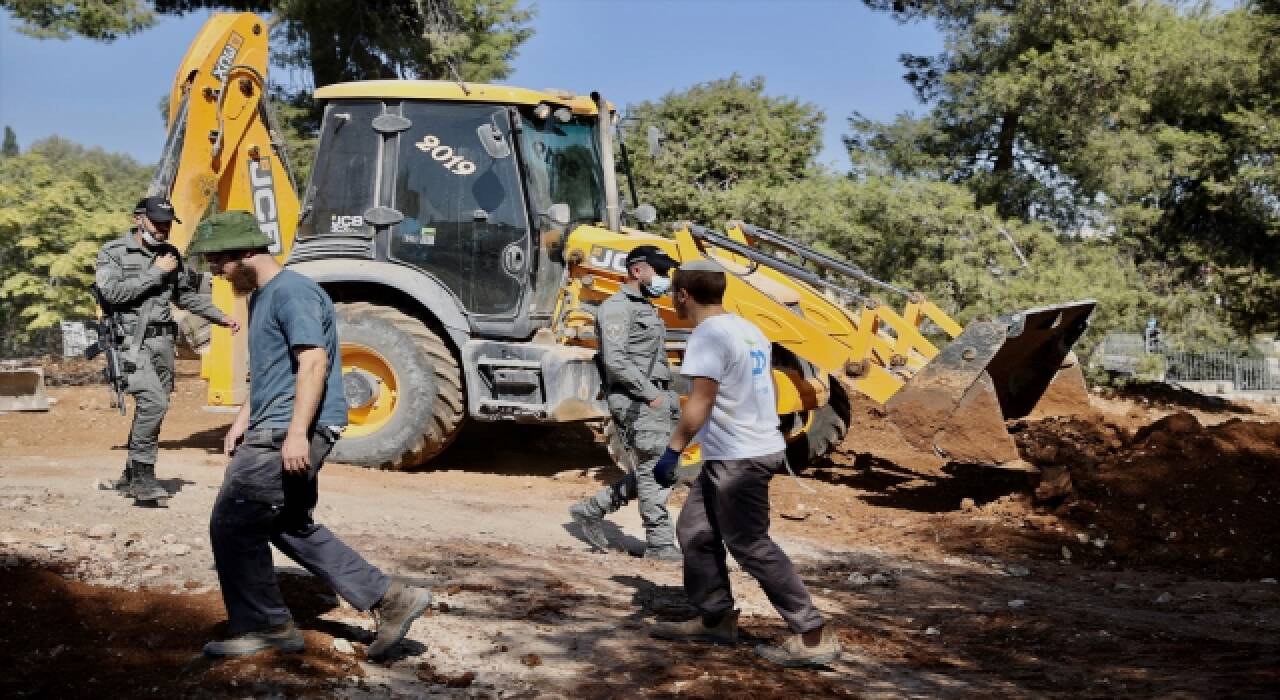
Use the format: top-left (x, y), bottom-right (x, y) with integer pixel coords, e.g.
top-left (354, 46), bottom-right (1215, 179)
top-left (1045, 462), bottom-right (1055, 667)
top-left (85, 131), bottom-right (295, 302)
top-left (619, 75), bottom-right (825, 224)
top-left (1, 127), bottom-right (18, 157)
top-left (856, 0), bottom-right (1280, 332)
top-left (2, 0), bottom-right (155, 39)
top-left (5, 1), bottom-right (534, 89)
top-left (0, 137), bottom-right (150, 339)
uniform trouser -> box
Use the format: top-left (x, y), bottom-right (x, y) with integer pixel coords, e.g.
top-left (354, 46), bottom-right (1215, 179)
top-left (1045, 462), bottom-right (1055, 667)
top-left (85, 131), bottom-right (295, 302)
top-left (124, 336), bottom-right (175, 469)
top-left (210, 427), bottom-right (391, 636)
top-left (587, 389), bottom-right (680, 548)
top-left (677, 452), bottom-right (825, 635)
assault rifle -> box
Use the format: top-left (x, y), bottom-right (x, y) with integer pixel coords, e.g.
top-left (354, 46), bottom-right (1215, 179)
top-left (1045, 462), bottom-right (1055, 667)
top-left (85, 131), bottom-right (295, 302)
top-left (84, 284), bottom-right (127, 415)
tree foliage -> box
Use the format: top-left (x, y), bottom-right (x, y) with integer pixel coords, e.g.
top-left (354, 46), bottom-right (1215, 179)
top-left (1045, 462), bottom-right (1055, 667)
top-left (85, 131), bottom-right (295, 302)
top-left (619, 75), bottom-right (825, 224)
top-left (5, 1), bottom-right (534, 89)
top-left (854, 0), bottom-right (1280, 332)
top-left (618, 74), bottom-right (1236, 358)
top-left (2, 0), bottom-right (156, 39)
top-left (1, 127), bottom-right (18, 157)
top-left (0, 138), bottom-right (150, 339)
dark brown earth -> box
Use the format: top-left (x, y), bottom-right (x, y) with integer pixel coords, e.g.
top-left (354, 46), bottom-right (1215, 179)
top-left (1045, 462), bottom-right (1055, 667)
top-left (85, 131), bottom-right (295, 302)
top-left (2, 363), bottom-right (1279, 697)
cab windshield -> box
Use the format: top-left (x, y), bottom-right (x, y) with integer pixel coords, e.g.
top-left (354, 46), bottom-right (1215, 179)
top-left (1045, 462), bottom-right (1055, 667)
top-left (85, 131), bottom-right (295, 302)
top-left (517, 111), bottom-right (605, 226)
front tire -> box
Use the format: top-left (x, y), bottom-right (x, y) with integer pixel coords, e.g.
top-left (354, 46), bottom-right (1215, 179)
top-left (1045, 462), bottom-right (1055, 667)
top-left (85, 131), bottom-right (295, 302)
top-left (330, 302), bottom-right (465, 469)
top-left (784, 378), bottom-right (851, 470)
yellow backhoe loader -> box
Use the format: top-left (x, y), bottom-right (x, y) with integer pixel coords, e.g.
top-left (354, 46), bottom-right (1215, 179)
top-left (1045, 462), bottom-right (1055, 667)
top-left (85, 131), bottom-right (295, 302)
top-left (149, 12), bottom-right (1093, 470)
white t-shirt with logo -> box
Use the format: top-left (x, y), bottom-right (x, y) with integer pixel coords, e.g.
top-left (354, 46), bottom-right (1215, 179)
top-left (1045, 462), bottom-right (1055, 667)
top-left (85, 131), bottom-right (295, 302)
top-left (680, 313), bottom-right (786, 460)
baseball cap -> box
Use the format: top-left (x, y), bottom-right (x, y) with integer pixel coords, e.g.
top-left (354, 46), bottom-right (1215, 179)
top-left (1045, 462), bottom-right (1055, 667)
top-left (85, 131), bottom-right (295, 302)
top-left (134, 196), bottom-right (182, 224)
top-left (624, 244), bottom-right (678, 275)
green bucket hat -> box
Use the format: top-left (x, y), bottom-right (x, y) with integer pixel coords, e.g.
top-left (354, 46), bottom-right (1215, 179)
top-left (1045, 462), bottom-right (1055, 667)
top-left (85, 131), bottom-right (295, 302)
top-left (187, 210), bottom-right (273, 255)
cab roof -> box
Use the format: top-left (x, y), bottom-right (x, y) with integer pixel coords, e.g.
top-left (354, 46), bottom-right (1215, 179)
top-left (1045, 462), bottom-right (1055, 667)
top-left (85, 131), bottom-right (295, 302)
top-left (314, 80), bottom-right (605, 115)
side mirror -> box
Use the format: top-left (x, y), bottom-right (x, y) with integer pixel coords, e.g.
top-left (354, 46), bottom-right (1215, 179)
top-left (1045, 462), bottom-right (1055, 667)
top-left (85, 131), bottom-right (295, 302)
top-left (476, 123), bottom-right (511, 159)
top-left (546, 203), bottom-right (571, 228)
top-left (631, 204), bottom-right (657, 225)
top-left (646, 125), bottom-right (664, 157)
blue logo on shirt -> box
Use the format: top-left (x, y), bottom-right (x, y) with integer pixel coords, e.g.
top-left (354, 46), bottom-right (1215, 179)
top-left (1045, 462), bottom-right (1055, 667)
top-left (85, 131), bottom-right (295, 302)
top-left (750, 349), bottom-right (767, 376)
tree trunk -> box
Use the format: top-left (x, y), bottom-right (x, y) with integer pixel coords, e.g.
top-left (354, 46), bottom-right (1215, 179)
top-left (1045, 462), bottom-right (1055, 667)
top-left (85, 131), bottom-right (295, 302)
top-left (993, 111), bottom-right (1019, 173)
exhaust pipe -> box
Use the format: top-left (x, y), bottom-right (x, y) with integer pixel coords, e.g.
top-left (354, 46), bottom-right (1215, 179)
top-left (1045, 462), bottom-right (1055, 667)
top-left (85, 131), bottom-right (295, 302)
top-left (591, 92), bottom-right (621, 232)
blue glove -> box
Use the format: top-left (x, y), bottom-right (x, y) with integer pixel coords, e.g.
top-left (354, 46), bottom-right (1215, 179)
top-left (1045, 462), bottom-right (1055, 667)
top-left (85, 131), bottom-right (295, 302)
top-left (653, 447), bottom-right (681, 488)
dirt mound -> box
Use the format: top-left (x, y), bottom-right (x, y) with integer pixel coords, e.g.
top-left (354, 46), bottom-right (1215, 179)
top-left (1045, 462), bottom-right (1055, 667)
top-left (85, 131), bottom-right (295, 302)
top-left (1014, 412), bottom-right (1280, 579)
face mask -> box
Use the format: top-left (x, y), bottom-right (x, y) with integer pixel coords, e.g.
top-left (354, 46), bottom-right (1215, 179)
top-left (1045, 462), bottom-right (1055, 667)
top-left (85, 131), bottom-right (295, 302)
top-left (643, 275), bottom-right (672, 297)
top-left (139, 228), bottom-right (161, 247)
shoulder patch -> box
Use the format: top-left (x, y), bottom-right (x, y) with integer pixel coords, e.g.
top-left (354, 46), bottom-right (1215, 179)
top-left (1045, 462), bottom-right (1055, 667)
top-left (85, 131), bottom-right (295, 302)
top-left (604, 322), bottom-right (626, 344)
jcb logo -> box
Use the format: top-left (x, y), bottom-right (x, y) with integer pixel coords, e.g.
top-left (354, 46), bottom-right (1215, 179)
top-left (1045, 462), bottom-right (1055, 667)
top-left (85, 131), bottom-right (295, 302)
top-left (587, 246), bottom-right (629, 274)
top-left (210, 33), bottom-right (244, 83)
top-left (247, 158), bottom-right (282, 254)
top-left (330, 215), bottom-right (364, 233)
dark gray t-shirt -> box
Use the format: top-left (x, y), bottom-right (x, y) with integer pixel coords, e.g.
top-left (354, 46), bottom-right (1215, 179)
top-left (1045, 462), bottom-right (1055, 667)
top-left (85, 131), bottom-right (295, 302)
top-left (247, 269), bottom-right (348, 431)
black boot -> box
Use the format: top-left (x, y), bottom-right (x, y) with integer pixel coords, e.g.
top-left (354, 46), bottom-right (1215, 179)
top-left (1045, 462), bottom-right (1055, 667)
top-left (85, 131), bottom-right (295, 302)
top-left (98, 463), bottom-right (133, 494)
top-left (129, 462), bottom-right (169, 503)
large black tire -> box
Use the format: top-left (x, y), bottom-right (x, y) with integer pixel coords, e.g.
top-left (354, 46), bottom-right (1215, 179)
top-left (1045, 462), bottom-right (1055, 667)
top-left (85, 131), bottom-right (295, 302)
top-left (785, 379), bottom-right (852, 470)
top-left (330, 302), bottom-right (465, 470)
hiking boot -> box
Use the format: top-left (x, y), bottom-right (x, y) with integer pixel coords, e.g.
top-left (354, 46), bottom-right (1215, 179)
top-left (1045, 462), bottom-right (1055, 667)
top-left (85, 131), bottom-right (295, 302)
top-left (367, 582), bottom-right (432, 660)
top-left (755, 625), bottom-right (842, 667)
top-left (98, 465), bottom-right (133, 494)
top-left (203, 621), bottom-right (305, 657)
top-left (642, 545), bottom-right (682, 562)
top-left (569, 500), bottom-right (609, 551)
top-left (128, 462), bottom-right (169, 503)
top-left (650, 610), bottom-right (739, 645)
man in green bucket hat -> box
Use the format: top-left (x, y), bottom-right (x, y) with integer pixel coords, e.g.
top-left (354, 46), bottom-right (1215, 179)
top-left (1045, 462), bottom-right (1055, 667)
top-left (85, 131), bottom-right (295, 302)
top-left (192, 211), bottom-right (431, 660)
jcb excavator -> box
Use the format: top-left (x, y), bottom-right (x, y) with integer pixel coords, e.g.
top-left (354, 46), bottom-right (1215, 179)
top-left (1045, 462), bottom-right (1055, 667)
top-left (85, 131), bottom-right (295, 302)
top-left (152, 12), bottom-right (1093, 471)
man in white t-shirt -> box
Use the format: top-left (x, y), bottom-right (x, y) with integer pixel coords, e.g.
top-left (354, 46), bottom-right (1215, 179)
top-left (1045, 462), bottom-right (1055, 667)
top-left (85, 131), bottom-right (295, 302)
top-left (648, 260), bottom-right (842, 667)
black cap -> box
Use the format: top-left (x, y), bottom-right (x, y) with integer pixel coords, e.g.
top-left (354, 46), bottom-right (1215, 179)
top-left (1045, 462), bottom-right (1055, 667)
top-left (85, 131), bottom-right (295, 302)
top-left (624, 245), bottom-right (677, 275)
top-left (134, 196), bottom-right (182, 224)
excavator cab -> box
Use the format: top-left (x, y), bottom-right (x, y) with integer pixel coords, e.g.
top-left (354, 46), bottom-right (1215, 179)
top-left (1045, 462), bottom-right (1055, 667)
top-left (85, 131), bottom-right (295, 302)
top-left (293, 94), bottom-right (607, 338)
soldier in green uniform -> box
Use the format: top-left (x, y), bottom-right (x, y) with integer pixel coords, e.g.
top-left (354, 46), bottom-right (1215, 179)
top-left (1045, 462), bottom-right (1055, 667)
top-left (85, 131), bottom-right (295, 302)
top-left (569, 245), bottom-right (682, 560)
top-left (94, 196), bottom-right (240, 504)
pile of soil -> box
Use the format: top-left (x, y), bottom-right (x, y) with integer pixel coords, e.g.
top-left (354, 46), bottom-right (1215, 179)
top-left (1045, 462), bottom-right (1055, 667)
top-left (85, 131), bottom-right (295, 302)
top-left (1013, 412), bottom-right (1280, 579)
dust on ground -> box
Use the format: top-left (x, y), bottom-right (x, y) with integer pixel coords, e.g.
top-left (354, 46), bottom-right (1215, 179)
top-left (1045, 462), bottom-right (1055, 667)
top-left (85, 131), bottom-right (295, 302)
top-left (1, 363), bottom-right (1278, 697)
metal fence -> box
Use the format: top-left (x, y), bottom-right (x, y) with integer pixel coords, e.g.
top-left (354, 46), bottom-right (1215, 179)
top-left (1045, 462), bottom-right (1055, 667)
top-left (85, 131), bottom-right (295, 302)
top-left (1099, 332), bottom-right (1280, 390)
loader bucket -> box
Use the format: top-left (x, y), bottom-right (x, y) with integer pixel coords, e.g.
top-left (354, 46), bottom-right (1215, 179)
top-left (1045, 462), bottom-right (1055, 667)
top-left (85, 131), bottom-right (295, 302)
top-left (885, 301), bottom-right (1095, 465)
top-left (0, 363), bottom-right (51, 412)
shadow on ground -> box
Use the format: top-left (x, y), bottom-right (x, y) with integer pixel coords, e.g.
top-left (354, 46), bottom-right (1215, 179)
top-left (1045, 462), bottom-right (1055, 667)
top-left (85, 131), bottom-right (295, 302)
top-left (0, 559), bottom-right (362, 698)
top-left (424, 421), bottom-right (614, 478)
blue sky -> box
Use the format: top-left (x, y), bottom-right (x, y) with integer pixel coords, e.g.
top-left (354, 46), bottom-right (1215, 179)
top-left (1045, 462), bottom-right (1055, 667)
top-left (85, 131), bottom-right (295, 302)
top-left (1, 1), bottom-right (939, 170)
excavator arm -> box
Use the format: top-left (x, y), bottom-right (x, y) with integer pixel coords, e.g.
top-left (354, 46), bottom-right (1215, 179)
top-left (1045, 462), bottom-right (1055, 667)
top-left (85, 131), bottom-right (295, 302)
top-left (150, 12), bottom-right (301, 406)
top-left (669, 222), bottom-right (1095, 465)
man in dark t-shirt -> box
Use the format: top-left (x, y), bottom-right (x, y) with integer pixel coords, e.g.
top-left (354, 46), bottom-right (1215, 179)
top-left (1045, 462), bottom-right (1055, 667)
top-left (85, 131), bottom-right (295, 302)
top-left (189, 211), bottom-right (431, 659)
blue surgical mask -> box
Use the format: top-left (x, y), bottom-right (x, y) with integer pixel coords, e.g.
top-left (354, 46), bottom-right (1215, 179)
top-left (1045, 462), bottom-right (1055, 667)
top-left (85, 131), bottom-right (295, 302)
top-left (644, 275), bottom-right (672, 297)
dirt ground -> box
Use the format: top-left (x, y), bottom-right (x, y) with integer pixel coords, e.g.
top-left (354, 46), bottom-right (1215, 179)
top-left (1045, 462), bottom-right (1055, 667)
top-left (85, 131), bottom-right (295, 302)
top-left (1, 361), bottom-right (1279, 697)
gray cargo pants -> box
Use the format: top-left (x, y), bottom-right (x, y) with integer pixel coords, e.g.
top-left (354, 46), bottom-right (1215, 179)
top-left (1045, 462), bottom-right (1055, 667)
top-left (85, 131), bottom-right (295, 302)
top-left (677, 452), bottom-right (825, 634)
top-left (123, 335), bottom-right (175, 469)
top-left (585, 389), bottom-right (680, 549)
top-left (210, 427), bottom-right (391, 635)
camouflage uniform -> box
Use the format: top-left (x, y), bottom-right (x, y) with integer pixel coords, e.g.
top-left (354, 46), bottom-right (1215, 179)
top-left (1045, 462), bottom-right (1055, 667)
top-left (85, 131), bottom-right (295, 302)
top-left (95, 231), bottom-right (227, 498)
top-left (578, 285), bottom-right (680, 551)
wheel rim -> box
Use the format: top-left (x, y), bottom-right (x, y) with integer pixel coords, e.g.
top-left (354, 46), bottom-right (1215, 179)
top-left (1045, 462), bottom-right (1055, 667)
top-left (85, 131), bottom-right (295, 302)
top-left (340, 342), bottom-right (400, 438)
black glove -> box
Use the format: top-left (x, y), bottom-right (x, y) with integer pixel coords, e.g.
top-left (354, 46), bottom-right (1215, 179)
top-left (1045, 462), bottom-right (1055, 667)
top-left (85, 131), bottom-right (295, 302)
top-left (653, 447), bottom-right (681, 488)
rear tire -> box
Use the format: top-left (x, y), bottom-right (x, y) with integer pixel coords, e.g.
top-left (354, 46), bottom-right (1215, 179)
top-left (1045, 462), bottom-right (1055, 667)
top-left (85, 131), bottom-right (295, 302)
top-left (330, 302), bottom-right (465, 470)
top-left (785, 379), bottom-right (851, 470)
